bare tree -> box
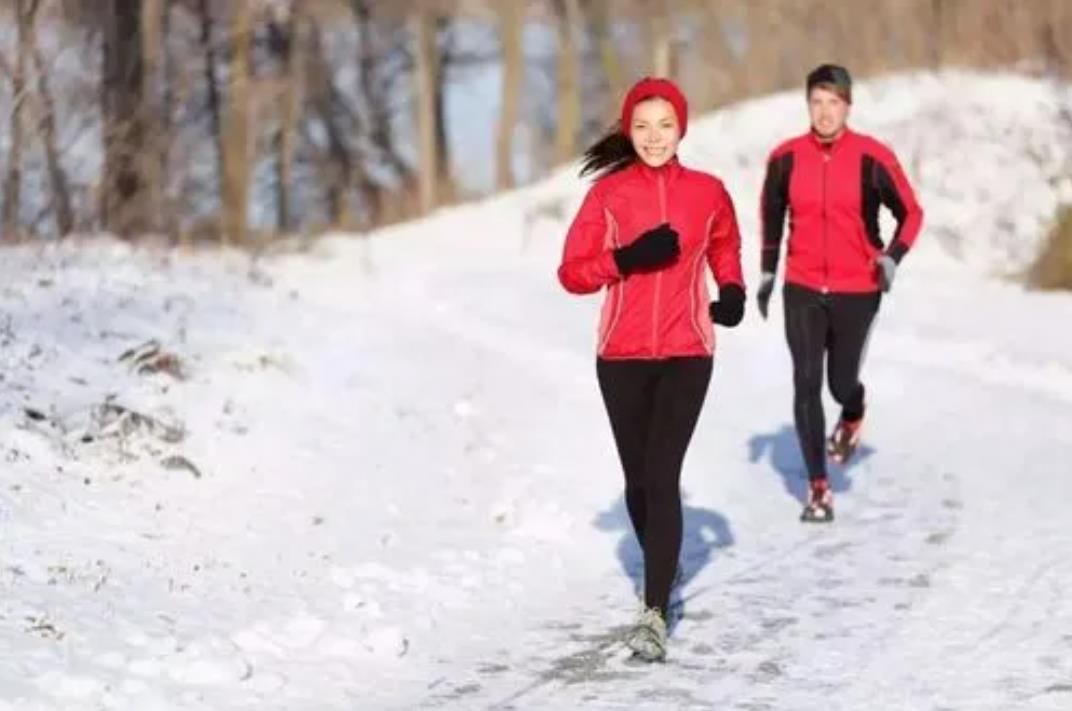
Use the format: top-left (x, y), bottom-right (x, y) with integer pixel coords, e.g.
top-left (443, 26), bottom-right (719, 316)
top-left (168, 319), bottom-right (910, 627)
top-left (695, 0), bottom-right (741, 110)
top-left (2, 0), bottom-right (39, 241)
top-left (268, 2), bottom-right (306, 233)
top-left (412, 4), bottom-right (438, 212)
top-left (649, 0), bottom-right (674, 78)
top-left (435, 15), bottom-right (456, 202)
top-left (496, 0), bottom-right (523, 190)
top-left (29, 3), bottom-right (74, 236)
top-left (221, 0), bottom-right (254, 245)
top-left (101, 0), bottom-right (155, 238)
top-left (1048, 0), bottom-right (1072, 75)
top-left (198, 0), bottom-right (225, 191)
top-left (351, 1), bottom-right (411, 186)
top-left (588, 0), bottom-right (624, 112)
top-left (141, 0), bottom-right (167, 234)
top-left (554, 0), bottom-right (582, 165)
top-left (303, 15), bottom-right (371, 227)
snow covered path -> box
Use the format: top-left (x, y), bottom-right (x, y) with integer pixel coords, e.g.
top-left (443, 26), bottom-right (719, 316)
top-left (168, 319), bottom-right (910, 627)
top-left (2, 72), bottom-right (1072, 710)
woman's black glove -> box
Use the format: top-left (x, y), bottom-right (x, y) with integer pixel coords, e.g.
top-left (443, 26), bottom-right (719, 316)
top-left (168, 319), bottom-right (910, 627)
top-left (709, 283), bottom-right (746, 327)
top-left (613, 223), bottom-right (680, 275)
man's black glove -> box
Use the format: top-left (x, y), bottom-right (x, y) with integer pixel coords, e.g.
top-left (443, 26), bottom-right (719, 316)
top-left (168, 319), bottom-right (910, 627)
top-left (709, 284), bottom-right (746, 327)
top-left (613, 223), bottom-right (680, 275)
top-left (876, 254), bottom-right (897, 293)
top-left (756, 272), bottom-right (775, 320)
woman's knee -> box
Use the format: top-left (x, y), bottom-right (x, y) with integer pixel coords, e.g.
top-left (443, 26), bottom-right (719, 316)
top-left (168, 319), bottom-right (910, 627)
top-left (643, 469), bottom-right (683, 503)
top-left (793, 365), bottom-right (823, 397)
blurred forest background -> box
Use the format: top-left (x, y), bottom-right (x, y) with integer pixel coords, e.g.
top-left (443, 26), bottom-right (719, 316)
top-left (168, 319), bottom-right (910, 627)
top-left (0, 0), bottom-right (1069, 247)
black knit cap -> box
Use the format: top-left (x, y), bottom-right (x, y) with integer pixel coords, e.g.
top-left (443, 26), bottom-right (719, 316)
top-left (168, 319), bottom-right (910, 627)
top-left (806, 64), bottom-right (852, 103)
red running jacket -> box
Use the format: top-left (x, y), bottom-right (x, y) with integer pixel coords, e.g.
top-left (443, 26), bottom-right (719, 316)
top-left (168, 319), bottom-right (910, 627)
top-left (558, 158), bottom-right (744, 360)
top-left (761, 128), bottom-right (923, 293)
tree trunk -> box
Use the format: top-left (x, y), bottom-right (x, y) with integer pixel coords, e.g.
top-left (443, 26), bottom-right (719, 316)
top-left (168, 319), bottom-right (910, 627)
top-left (412, 7), bottom-right (437, 213)
top-left (2, 0), bottom-right (35, 240)
top-left (221, 0), bottom-right (254, 246)
top-left (161, 0), bottom-right (178, 237)
top-left (1051, 0), bottom-right (1072, 74)
top-left (650, 0), bottom-right (675, 78)
top-left (198, 0), bottom-right (225, 193)
top-left (742, 0), bottom-right (782, 96)
top-left (496, 0), bottom-right (523, 191)
top-left (142, 0), bottom-right (165, 233)
top-left (306, 18), bottom-right (379, 227)
top-left (28, 6), bottom-right (74, 237)
top-left (352, 1), bottom-right (410, 186)
top-left (590, 0), bottom-right (624, 116)
top-left (695, 2), bottom-right (740, 111)
top-left (276, 6), bottom-right (305, 233)
top-left (434, 15), bottom-right (453, 203)
top-left (101, 0), bottom-right (150, 238)
top-left (554, 0), bottom-right (581, 165)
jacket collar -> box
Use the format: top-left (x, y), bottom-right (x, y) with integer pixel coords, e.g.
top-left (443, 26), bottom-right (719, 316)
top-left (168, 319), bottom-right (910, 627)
top-left (808, 126), bottom-right (854, 154)
top-left (633, 156), bottom-right (684, 181)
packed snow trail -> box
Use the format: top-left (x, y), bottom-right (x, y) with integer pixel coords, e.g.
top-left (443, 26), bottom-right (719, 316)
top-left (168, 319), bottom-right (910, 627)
top-left (1, 72), bottom-right (1071, 710)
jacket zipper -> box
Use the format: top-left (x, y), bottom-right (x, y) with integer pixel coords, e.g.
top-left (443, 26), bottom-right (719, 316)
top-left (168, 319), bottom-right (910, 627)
top-left (652, 173), bottom-right (667, 357)
top-left (822, 150), bottom-right (830, 294)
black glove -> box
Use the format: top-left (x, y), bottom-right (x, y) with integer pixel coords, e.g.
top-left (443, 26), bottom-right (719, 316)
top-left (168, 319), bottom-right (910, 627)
top-left (756, 272), bottom-right (775, 320)
top-left (876, 254), bottom-right (897, 293)
top-left (613, 223), bottom-right (680, 275)
top-left (709, 284), bottom-right (745, 327)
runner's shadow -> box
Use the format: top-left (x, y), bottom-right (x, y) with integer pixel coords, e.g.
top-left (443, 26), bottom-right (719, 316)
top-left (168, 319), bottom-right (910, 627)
top-left (747, 423), bottom-right (875, 503)
top-left (593, 494), bottom-right (734, 601)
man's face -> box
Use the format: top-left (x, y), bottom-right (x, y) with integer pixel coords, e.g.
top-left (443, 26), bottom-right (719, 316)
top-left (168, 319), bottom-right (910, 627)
top-left (808, 86), bottom-right (850, 140)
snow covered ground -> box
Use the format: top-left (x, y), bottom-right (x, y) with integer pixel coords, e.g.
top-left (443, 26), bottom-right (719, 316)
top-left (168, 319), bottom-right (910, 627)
top-left (2, 71), bottom-right (1072, 710)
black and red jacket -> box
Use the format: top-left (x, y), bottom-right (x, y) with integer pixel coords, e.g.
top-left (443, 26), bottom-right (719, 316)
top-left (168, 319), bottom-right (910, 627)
top-left (761, 128), bottom-right (923, 293)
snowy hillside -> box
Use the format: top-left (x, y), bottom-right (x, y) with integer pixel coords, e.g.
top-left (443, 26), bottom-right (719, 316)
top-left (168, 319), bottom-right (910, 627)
top-left (2, 71), bottom-right (1072, 710)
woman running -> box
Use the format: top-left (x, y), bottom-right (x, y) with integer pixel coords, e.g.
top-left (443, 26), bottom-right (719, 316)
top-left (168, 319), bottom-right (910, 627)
top-left (557, 77), bottom-right (745, 662)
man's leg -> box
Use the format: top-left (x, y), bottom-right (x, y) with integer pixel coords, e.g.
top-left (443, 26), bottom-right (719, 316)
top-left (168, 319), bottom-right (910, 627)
top-left (784, 284), bottom-right (830, 481)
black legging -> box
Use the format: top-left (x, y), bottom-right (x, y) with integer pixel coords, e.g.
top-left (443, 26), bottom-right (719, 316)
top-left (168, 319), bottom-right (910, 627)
top-left (783, 283), bottom-right (880, 480)
top-left (596, 356), bottom-right (712, 617)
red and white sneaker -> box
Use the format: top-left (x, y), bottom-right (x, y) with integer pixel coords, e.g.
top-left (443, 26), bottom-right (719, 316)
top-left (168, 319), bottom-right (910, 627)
top-left (827, 416), bottom-right (864, 465)
top-left (800, 478), bottom-right (834, 523)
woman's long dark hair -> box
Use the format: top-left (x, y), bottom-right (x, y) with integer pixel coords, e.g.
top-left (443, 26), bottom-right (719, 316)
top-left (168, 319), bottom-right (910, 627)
top-left (579, 123), bottom-right (637, 180)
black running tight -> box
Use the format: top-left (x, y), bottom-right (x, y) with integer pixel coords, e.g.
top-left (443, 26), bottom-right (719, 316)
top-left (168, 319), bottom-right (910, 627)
top-left (783, 283), bottom-right (880, 480)
top-left (596, 356), bottom-right (712, 617)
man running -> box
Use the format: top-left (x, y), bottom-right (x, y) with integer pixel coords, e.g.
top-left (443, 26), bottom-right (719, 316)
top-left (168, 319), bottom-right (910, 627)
top-left (756, 64), bottom-right (923, 523)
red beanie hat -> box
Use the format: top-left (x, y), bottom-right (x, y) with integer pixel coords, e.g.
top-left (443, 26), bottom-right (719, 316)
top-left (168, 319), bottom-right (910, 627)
top-left (620, 77), bottom-right (689, 138)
